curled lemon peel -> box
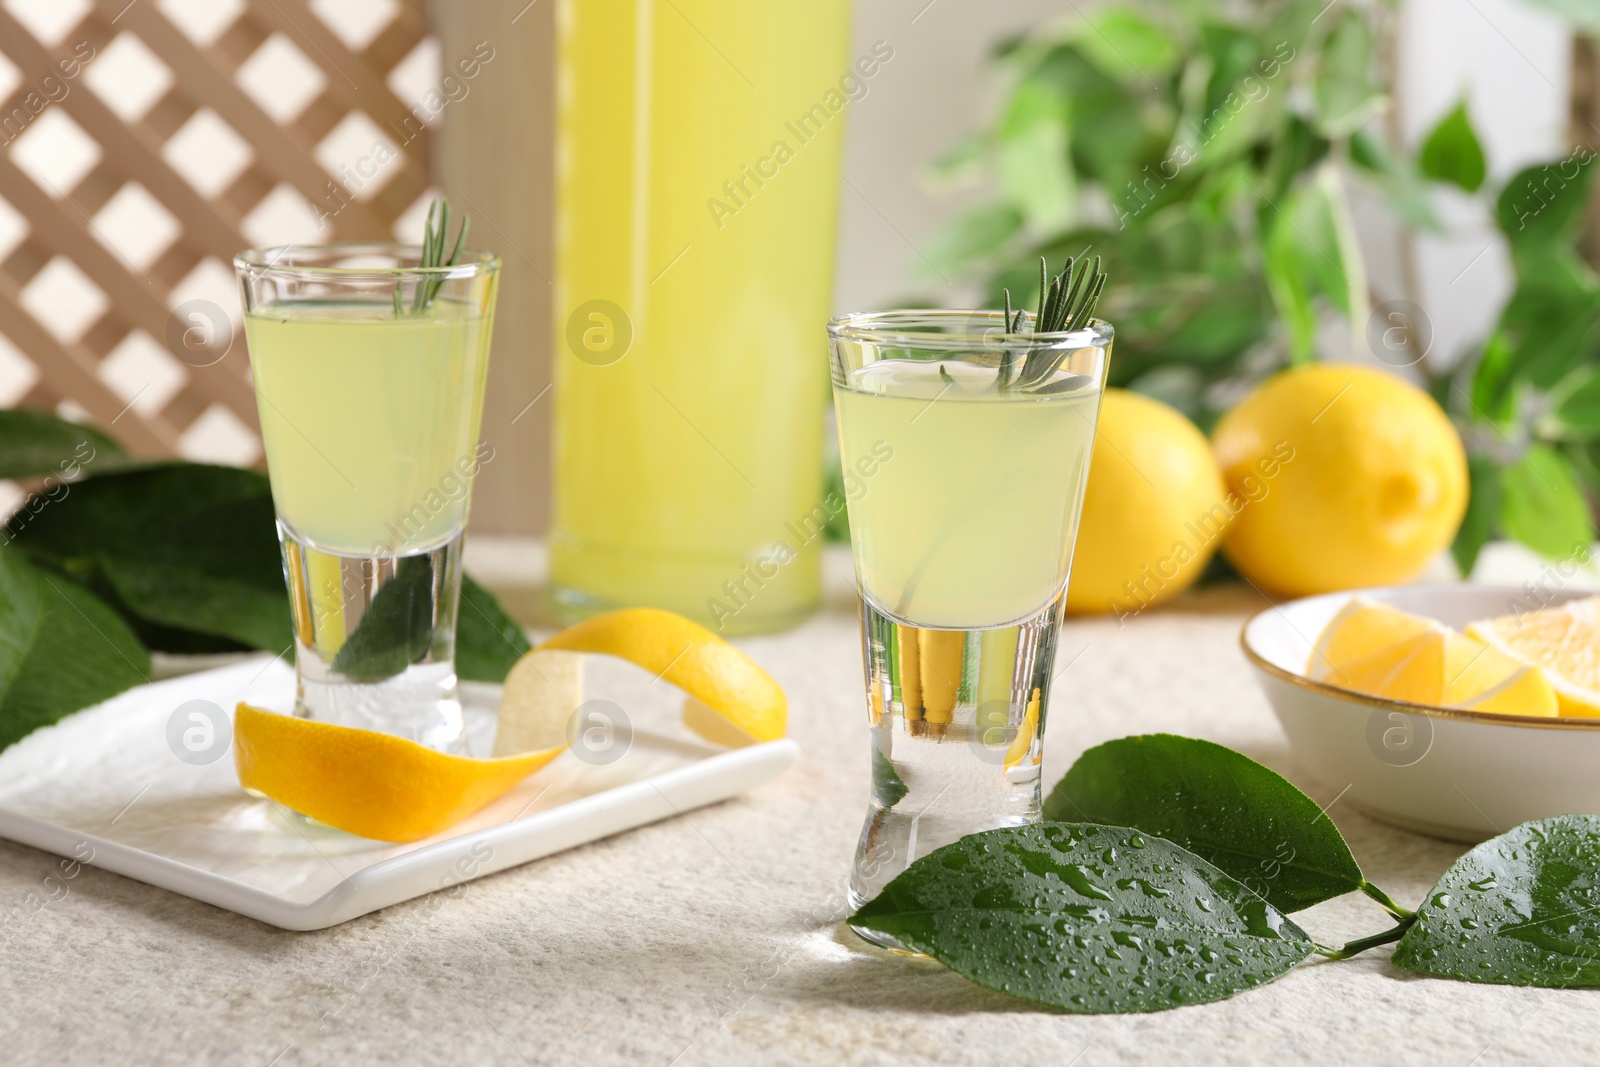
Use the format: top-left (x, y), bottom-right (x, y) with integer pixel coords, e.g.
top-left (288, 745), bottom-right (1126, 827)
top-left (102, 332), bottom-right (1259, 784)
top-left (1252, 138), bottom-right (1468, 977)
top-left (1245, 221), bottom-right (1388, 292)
top-left (234, 609), bottom-right (788, 842)
top-left (234, 703), bottom-right (565, 843)
top-left (537, 608), bottom-right (788, 743)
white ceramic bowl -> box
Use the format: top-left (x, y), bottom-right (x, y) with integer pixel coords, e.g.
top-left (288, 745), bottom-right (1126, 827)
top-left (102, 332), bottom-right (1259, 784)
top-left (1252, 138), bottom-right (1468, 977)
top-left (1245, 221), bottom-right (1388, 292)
top-left (1242, 584), bottom-right (1600, 842)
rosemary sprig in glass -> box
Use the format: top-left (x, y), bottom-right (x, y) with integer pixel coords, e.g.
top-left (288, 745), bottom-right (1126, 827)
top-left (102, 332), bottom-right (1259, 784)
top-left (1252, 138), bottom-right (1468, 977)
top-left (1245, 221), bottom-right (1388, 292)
top-left (394, 197), bottom-right (470, 316)
top-left (995, 255), bottom-right (1107, 392)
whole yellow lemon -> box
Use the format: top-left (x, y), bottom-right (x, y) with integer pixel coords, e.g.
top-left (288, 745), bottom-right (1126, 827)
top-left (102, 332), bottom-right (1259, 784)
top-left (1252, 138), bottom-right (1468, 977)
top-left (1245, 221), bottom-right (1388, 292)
top-left (1066, 389), bottom-right (1232, 617)
top-left (1211, 364), bottom-right (1468, 596)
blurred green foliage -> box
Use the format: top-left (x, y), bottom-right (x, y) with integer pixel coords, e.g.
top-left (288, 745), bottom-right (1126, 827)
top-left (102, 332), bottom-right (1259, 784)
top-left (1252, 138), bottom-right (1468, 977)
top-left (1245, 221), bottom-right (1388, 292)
top-left (923, 0), bottom-right (1599, 574)
top-left (1451, 148), bottom-right (1600, 572)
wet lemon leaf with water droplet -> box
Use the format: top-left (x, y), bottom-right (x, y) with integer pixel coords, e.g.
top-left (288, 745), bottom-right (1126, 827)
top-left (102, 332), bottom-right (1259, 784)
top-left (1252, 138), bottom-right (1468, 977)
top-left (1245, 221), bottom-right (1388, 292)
top-left (850, 823), bottom-right (1312, 1013)
top-left (1394, 815), bottom-right (1600, 987)
top-left (1044, 734), bottom-right (1364, 913)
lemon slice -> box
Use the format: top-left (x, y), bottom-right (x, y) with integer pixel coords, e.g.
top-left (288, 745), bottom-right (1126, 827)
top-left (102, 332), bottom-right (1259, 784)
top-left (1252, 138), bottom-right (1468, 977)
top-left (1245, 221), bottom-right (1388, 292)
top-left (234, 704), bottom-right (565, 843)
top-left (1327, 629), bottom-right (1557, 717)
top-left (1467, 597), bottom-right (1600, 717)
top-left (538, 608), bottom-right (787, 743)
top-left (1307, 598), bottom-right (1438, 682)
top-left (1568, 596), bottom-right (1600, 626)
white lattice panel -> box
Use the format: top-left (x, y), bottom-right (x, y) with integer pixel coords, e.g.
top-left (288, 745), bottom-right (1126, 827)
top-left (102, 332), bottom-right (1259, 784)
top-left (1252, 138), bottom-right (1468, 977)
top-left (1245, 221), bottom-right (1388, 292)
top-left (0, 0), bottom-right (442, 463)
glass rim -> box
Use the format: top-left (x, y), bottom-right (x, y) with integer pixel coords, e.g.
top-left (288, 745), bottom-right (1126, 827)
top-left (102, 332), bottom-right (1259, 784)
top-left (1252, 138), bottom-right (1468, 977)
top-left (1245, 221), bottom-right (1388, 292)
top-left (827, 308), bottom-right (1113, 350)
top-left (233, 241), bottom-right (500, 279)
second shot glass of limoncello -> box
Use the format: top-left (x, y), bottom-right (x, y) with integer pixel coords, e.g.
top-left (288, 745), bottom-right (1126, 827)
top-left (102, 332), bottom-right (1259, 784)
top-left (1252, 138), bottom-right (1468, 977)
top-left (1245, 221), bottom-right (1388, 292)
top-left (235, 234), bottom-right (498, 753)
top-left (828, 303), bottom-right (1111, 945)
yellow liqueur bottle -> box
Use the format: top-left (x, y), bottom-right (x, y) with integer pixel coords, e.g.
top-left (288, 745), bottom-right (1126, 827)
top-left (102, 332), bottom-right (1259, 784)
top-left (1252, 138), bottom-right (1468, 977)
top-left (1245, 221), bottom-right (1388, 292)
top-left (551, 0), bottom-right (856, 634)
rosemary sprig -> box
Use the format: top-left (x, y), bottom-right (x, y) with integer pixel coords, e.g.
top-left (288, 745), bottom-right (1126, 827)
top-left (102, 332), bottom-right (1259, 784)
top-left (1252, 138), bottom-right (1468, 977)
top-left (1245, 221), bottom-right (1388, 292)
top-left (997, 255), bottom-right (1108, 391)
top-left (998, 289), bottom-right (1020, 388)
top-left (397, 197), bottom-right (470, 315)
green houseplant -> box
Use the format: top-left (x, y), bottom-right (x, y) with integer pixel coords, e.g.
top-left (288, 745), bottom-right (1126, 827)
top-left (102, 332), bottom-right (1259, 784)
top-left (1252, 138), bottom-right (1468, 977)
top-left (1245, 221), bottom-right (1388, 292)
top-left (924, 0), bottom-right (1599, 572)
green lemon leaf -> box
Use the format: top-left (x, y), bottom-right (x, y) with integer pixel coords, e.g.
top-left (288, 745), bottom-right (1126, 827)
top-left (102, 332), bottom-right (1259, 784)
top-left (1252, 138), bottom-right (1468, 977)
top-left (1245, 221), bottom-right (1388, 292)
top-left (1195, 23), bottom-right (1257, 112)
top-left (1262, 176), bottom-right (1362, 361)
top-left (5, 457), bottom-right (545, 681)
top-left (5, 462), bottom-right (292, 653)
top-left (1491, 251), bottom-right (1600, 391)
top-left (454, 573), bottom-right (532, 684)
top-left (1394, 815), bottom-right (1600, 986)
top-left (1499, 445), bottom-right (1595, 560)
top-left (1543, 365), bottom-right (1600, 441)
top-left (1158, 288), bottom-right (1274, 371)
top-left (1195, 71), bottom-right (1289, 169)
top-left (0, 549), bottom-right (149, 751)
top-left (850, 823), bottom-right (1312, 1013)
top-left (1468, 331), bottom-right (1520, 422)
top-left (1312, 13), bottom-right (1386, 138)
top-left (331, 555), bottom-right (436, 682)
top-left (0, 409), bottom-right (127, 482)
top-left (1257, 1), bottom-right (1322, 63)
top-left (920, 204), bottom-right (1023, 279)
top-left (1496, 154), bottom-right (1598, 253)
top-left (1020, 45), bottom-right (1147, 183)
top-left (1068, 95), bottom-right (1156, 183)
top-left (996, 81), bottom-right (1075, 232)
top-left (1263, 206), bottom-right (1317, 362)
top-left (1075, 9), bottom-right (1179, 78)
top-left (1451, 454), bottom-right (1502, 579)
top-left (1255, 116), bottom-right (1323, 204)
top-left (1044, 734), bottom-right (1365, 913)
top-left (1350, 130), bottom-right (1442, 232)
top-left (1319, 166), bottom-right (1368, 324)
top-left (1418, 101), bottom-right (1486, 193)
top-left (97, 558), bottom-right (292, 654)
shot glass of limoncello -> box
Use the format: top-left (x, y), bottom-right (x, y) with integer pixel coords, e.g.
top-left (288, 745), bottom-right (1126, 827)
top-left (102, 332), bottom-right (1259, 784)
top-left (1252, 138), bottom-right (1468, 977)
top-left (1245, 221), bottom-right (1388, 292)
top-left (828, 293), bottom-right (1111, 948)
top-left (235, 231), bottom-right (498, 753)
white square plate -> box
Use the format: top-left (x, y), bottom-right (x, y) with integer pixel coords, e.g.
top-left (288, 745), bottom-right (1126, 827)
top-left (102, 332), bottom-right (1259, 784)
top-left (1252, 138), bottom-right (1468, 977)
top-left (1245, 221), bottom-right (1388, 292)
top-left (0, 658), bottom-right (798, 930)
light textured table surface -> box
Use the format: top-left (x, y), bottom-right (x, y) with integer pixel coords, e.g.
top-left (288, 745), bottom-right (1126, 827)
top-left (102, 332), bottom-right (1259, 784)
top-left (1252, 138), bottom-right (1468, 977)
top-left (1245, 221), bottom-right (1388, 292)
top-left (2, 544), bottom-right (1598, 1066)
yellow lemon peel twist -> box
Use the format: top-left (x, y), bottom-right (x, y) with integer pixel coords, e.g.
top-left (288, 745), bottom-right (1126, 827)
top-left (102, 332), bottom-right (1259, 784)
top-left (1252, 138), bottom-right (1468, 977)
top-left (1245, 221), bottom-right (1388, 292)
top-left (234, 608), bottom-right (788, 841)
top-left (537, 607), bottom-right (788, 743)
top-left (234, 703), bottom-right (564, 843)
